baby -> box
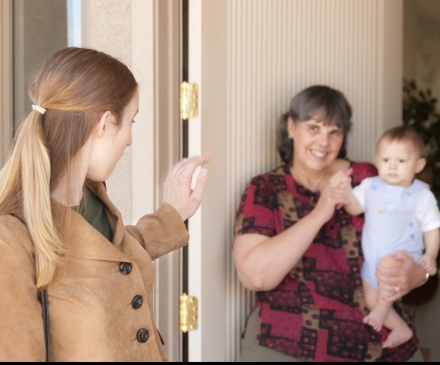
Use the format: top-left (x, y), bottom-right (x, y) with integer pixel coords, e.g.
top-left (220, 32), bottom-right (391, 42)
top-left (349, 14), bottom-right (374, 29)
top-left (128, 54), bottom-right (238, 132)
top-left (331, 126), bottom-right (440, 348)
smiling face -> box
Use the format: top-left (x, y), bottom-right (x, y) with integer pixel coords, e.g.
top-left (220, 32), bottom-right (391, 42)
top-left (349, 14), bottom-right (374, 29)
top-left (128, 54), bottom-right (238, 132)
top-left (87, 91), bottom-right (139, 182)
top-left (288, 117), bottom-right (344, 173)
top-left (375, 137), bottom-right (426, 187)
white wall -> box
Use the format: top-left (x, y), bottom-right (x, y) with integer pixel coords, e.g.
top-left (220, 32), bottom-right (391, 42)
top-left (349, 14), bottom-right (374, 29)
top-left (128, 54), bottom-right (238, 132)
top-left (82, 0), bottom-right (155, 224)
top-left (184, 0), bottom-right (405, 361)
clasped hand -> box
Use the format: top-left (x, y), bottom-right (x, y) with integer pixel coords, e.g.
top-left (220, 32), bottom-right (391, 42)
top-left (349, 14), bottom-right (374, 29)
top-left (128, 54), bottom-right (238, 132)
top-left (163, 155), bottom-right (210, 221)
top-left (313, 169), bottom-right (352, 223)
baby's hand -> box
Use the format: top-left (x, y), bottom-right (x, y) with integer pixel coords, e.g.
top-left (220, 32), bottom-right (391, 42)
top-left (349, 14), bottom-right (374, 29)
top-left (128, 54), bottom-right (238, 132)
top-left (418, 254), bottom-right (438, 276)
top-left (329, 170), bottom-right (352, 210)
top-left (330, 170), bottom-right (351, 191)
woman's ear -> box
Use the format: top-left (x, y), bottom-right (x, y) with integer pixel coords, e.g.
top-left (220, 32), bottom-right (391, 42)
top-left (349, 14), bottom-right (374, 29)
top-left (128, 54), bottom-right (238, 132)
top-left (415, 157), bottom-right (427, 174)
top-left (95, 111), bottom-right (112, 138)
top-left (287, 117), bottom-right (295, 139)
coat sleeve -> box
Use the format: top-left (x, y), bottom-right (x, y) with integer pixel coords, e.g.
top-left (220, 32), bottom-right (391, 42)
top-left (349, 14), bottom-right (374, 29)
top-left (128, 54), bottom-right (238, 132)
top-left (0, 216), bottom-right (46, 361)
top-left (125, 203), bottom-right (190, 261)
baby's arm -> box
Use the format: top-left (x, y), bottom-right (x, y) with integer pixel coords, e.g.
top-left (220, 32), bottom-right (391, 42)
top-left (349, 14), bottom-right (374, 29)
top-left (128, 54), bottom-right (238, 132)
top-left (416, 189), bottom-right (440, 276)
top-left (418, 229), bottom-right (440, 276)
top-left (330, 170), bottom-right (364, 216)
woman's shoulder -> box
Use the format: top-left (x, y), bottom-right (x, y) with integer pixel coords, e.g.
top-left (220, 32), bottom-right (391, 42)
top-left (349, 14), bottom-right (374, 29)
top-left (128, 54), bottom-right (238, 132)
top-left (0, 215), bottom-right (34, 260)
top-left (246, 165), bottom-right (287, 182)
top-left (0, 214), bottom-right (28, 233)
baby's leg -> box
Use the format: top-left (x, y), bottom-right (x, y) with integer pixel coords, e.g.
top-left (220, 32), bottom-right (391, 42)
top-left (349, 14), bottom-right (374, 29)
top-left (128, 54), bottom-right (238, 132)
top-left (362, 280), bottom-right (392, 332)
top-left (363, 280), bottom-right (413, 347)
top-left (381, 309), bottom-right (413, 348)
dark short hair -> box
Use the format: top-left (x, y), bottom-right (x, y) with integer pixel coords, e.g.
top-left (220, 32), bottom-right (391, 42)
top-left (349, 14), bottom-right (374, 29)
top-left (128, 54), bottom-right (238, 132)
top-left (277, 85), bottom-right (353, 165)
top-left (378, 126), bottom-right (424, 157)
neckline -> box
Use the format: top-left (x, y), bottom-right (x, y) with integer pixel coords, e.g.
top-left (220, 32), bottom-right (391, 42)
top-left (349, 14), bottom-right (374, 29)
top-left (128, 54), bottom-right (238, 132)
top-left (289, 166), bottom-right (327, 193)
top-left (285, 159), bottom-right (354, 194)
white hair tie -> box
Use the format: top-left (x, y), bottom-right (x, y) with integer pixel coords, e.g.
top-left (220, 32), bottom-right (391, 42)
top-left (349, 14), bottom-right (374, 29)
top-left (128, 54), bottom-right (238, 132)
top-left (32, 104), bottom-right (46, 115)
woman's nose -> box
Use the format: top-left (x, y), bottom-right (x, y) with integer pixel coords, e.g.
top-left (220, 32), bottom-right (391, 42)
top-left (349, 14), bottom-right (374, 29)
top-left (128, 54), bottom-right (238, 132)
top-left (318, 132), bottom-right (330, 146)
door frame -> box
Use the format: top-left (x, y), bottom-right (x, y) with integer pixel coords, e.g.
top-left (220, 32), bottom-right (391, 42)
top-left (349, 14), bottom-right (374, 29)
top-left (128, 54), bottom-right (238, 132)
top-left (0, 0), bottom-right (13, 167)
top-left (153, 0), bottom-right (183, 362)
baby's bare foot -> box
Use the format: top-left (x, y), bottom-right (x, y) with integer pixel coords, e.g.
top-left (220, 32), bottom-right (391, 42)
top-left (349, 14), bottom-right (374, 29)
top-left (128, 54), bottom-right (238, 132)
top-left (363, 306), bottom-right (389, 332)
top-left (382, 325), bottom-right (413, 348)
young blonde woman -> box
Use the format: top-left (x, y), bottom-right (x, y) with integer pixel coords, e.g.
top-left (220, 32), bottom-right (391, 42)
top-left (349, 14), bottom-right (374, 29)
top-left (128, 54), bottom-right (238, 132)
top-left (0, 47), bottom-right (209, 361)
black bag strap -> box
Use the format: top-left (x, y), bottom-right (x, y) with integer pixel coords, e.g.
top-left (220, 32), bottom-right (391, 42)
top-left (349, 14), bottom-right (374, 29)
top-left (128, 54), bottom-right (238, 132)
top-left (40, 290), bottom-right (50, 362)
top-left (10, 214), bottom-right (49, 362)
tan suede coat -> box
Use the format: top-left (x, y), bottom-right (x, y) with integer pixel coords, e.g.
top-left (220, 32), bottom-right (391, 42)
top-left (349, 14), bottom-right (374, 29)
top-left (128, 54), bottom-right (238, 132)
top-left (0, 182), bottom-right (189, 361)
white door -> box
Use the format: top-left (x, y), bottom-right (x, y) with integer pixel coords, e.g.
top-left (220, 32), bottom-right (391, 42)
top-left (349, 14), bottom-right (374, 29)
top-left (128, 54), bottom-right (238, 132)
top-left (185, 0), bottom-right (403, 362)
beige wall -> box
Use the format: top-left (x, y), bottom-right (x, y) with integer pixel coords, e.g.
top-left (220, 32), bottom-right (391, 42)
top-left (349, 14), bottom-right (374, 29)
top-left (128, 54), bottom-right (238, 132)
top-left (209, 0), bottom-right (403, 360)
top-left (13, 0), bottom-right (68, 130)
top-left (403, 1), bottom-right (440, 361)
top-left (81, 0), bottom-right (180, 360)
top-left (0, 0), bottom-right (13, 167)
top-left (82, 0), bottom-right (156, 226)
top-left (82, 0), bottom-right (134, 224)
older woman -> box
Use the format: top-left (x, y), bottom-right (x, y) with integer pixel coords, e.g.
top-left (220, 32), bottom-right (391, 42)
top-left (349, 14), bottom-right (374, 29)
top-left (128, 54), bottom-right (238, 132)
top-left (233, 85), bottom-right (427, 362)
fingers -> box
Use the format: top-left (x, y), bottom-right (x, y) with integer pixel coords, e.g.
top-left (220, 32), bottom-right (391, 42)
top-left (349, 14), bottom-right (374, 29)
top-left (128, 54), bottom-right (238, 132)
top-left (376, 251), bottom-right (428, 299)
top-left (191, 168), bottom-right (208, 203)
top-left (344, 167), bottom-right (354, 177)
top-left (384, 292), bottom-right (403, 302)
top-left (163, 155), bottom-right (210, 221)
top-left (174, 155), bottom-right (210, 175)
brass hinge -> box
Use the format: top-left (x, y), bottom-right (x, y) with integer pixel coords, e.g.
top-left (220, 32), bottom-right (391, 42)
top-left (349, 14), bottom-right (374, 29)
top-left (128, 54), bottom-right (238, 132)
top-left (180, 82), bottom-right (198, 119)
top-left (179, 293), bottom-right (198, 332)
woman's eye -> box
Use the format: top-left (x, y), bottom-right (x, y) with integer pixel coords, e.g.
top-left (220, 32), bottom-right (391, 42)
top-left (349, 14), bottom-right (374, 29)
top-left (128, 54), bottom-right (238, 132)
top-left (331, 130), bottom-right (342, 136)
top-left (383, 158), bottom-right (389, 163)
top-left (131, 120), bottom-right (136, 124)
top-left (399, 159), bottom-right (405, 163)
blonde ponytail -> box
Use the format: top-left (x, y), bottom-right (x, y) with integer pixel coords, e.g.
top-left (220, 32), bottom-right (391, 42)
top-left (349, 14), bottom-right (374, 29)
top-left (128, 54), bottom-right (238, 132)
top-left (0, 111), bottom-right (64, 289)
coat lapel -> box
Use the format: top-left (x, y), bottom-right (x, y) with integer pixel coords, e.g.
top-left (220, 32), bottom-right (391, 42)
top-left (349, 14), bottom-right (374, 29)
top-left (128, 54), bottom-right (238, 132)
top-left (51, 184), bottom-right (128, 262)
top-left (89, 182), bottom-right (126, 249)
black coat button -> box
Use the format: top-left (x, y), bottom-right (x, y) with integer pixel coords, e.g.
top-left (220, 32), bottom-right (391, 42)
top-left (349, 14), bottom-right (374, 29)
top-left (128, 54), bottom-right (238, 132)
top-left (136, 328), bottom-right (149, 343)
top-left (132, 295), bottom-right (143, 309)
top-left (119, 262), bottom-right (132, 275)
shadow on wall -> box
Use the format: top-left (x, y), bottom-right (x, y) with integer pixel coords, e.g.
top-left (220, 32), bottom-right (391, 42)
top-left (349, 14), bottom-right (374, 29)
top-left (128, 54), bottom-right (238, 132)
top-left (403, 0), bottom-right (440, 361)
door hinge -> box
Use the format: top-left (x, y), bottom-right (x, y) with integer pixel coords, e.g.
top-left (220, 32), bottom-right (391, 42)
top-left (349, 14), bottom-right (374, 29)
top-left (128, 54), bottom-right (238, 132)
top-left (179, 293), bottom-right (198, 332)
top-left (180, 82), bottom-right (198, 119)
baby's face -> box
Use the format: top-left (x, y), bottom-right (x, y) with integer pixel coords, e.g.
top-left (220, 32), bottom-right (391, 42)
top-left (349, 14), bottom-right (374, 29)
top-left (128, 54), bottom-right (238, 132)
top-left (375, 139), bottom-right (425, 187)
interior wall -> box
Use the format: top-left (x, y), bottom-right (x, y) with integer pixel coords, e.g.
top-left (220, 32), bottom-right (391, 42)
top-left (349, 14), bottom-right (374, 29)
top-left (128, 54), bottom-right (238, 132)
top-left (82, 0), bottom-right (179, 360)
top-left (403, 0), bottom-right (440, 361)
top-left (81, 0), bottom-right (134, 224)
top-left (210, 0), bottom-right (404, 361)
top-left (13, 0), bottom-right (68, 131)
top-left (0, 0), bottom-right (13, 168)
top-left (403, 0), bottom-right (418, 82)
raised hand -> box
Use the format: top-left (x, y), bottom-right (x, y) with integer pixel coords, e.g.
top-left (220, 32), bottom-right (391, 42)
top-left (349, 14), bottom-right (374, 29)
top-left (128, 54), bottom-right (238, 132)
top-left (330, 170), bottom-right (351, 189)
top-left (163, 155), bottom-right (210, 221)
top-left (313, 182), bottom-right (351, 224)
top-left (329, 168), bottom-right (353, 210)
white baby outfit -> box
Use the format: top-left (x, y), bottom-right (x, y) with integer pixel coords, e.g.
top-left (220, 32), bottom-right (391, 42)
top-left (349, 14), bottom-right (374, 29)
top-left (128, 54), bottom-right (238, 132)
top-left (353, 176), bottom-right (440, 289)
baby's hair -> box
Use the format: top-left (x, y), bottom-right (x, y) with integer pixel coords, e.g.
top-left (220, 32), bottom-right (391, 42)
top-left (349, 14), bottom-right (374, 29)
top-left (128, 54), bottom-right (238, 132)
top-left (377, 126), bottom-right (424, 157)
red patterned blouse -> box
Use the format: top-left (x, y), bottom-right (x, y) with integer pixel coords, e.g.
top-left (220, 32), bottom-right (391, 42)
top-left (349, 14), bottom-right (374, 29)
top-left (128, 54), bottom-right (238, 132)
top-left (234, 162), bottom-right (419, 362)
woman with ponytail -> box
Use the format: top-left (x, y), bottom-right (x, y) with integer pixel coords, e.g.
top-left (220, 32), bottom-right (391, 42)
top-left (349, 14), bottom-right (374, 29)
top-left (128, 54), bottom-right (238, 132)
top-left (0, 47), bottom-right (209, 361)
